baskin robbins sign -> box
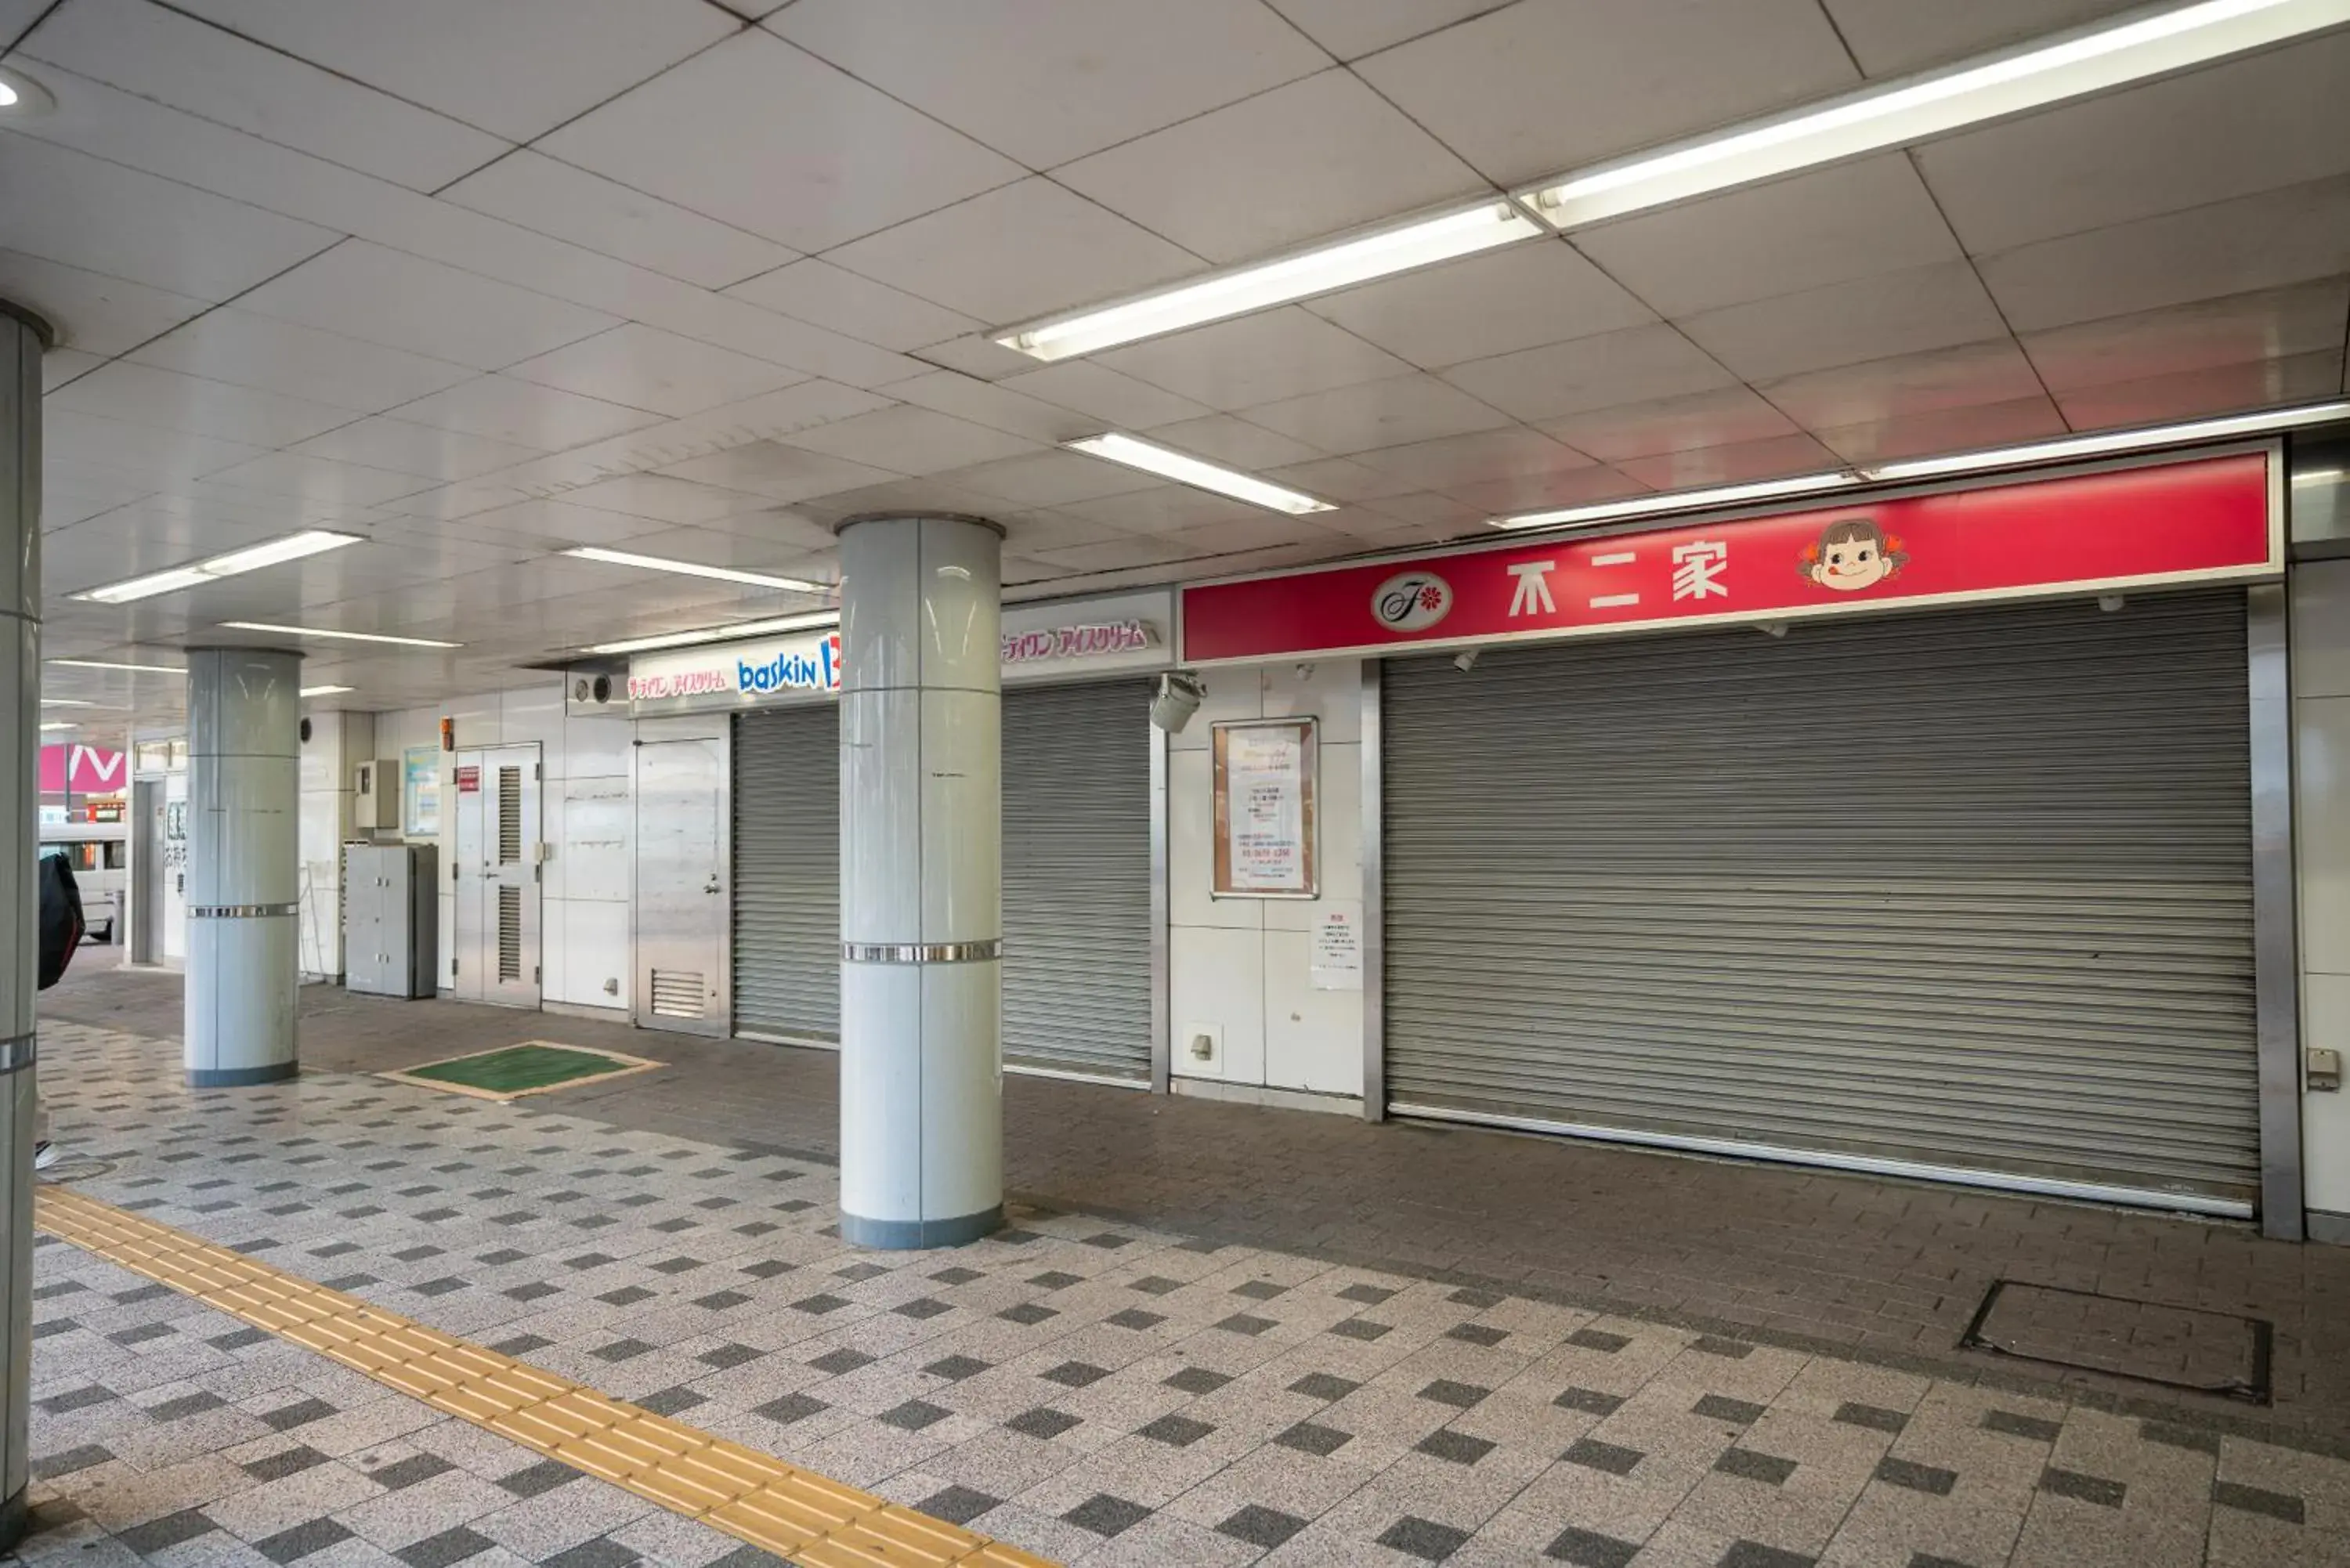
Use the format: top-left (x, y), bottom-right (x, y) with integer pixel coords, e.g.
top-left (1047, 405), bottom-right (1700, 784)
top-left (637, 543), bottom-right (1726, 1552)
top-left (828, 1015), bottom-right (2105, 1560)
top-left (627, 590), bottom-right (1171, 716)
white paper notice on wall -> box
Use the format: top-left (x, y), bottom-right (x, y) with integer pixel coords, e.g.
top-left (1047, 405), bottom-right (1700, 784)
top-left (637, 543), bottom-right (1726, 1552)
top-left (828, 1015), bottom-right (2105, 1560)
top-left (1311, 901), bottom-right (1364, 991)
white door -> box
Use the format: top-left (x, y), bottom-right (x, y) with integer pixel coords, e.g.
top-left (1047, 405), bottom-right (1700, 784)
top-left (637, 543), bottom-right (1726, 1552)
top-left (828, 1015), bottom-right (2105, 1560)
top-left (634, 736), bottom-right (728, 1036)
top-left (453, 746), bottom-right (542, 1007)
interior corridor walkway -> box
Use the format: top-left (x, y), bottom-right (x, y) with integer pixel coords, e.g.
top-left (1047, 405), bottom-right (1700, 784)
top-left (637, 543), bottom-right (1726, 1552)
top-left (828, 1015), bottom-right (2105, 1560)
top-left (13, 966), bottom-right (2350, 1566)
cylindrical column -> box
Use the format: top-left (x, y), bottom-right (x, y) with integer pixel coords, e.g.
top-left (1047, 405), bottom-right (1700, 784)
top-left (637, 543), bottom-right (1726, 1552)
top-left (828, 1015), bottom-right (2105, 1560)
top-left (184, 646), bottom-right (302, 1086)
top-left (836, 514), bottom-right (1003, 1249)
top-left (2, 302), bottom-right (52, 1552)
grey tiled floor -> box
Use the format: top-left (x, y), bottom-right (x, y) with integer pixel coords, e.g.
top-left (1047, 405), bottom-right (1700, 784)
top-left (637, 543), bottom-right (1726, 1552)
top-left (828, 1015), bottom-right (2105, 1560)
top-left (13, 1019), bottom-right (2350, 1567)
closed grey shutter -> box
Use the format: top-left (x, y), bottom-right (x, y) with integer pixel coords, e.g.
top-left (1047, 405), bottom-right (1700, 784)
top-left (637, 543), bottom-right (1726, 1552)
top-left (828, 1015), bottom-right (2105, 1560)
top-left (732, 706), bottom-right (839, 1043)
top-left (1382, 591), bottom-right (2256, 1206)
top-left (1003, 681), bottom-right (1153, 1081)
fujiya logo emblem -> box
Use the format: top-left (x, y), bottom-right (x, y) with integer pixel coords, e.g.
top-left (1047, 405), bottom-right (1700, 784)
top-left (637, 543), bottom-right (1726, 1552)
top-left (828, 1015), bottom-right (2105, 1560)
top-left (1371, 570), bottom-right (1452, 633)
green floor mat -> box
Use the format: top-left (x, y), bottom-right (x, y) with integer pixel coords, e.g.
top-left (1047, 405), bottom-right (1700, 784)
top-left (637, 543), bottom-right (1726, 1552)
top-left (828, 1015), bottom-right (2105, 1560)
top-left (383, 1042), bottom-right (660, 1100)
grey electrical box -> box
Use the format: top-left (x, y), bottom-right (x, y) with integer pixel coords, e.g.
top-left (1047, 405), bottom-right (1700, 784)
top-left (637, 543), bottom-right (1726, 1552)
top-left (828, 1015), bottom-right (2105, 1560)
top-left (342, 842), bottom-right (437, 999)
top-left (352, 758), bottom-right (400, 830)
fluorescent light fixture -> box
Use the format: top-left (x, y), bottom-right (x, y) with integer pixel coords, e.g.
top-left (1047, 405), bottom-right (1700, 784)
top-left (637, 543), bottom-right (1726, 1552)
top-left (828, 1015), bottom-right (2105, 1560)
top-left (1520, 0), bottom-right (2350, 229)
top-left (0, 67), bottom-right (52, 115)
top-left (300, 685), bottom-right (353, 698)
top-left (561, 547), bottom-right (826, 593)
top-left (49, 659), bottom-right (183, 675)
top-left (1491, 471), bottom-right (1862, 532)
top-left (0, 81), bottom-right (15, 110)
top-left (221, 622), bottom-right (461, 649)
top-left (1065, 433), bottom-right (1335, 515)
top-left (40, 699), bottom-right (99, 707)
top-left (587, 610), bottom-right (839, 657)
top-left (38, 721), bottom-right (74, 732)
top-left (1862, 399), bottom-right (2350, 481)
top-left (996, 201), bottom-right (1541, 362)
top-left (74, 529), bottom-right (361, 605)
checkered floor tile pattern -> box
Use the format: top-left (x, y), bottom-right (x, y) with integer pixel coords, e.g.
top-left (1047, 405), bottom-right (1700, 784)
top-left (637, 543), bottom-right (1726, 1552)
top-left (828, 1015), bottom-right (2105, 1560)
top-left (15, 1020), bottom-right (2350, 1566)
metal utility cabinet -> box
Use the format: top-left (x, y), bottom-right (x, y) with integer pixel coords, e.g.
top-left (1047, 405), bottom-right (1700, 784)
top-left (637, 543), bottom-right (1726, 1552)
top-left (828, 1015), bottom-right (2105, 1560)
top-left (342, 843), bottom-right (437, 999)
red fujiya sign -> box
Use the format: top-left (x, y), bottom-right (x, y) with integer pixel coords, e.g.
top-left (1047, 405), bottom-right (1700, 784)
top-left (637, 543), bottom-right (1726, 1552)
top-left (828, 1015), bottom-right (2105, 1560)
top-left (1181, 453), bottom-right (2278, 663)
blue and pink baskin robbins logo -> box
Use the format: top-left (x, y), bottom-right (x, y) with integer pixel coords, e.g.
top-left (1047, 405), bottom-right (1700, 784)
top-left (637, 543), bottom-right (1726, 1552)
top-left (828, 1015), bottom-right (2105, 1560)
top-left (739, 632), bottom-right (841, 695)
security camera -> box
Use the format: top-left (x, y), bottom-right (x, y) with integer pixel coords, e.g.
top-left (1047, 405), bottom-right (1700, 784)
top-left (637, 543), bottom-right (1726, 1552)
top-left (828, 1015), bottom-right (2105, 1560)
top-left (1150, 670), bottom-right (1206, 734)
top-left (2098, 594), bottom-right (2126, 613)
top-left (1452, 649), bottom-right (1480, 672)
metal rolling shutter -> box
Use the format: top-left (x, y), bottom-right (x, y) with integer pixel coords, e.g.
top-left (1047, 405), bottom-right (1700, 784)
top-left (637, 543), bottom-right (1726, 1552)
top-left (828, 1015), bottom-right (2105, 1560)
top-left (732, 706), bottom-right (839, 1043)
top-left (1003, 681), bottom-right (1153, 1081)
top-left (1382, 591), bottom-right (2257, 1205)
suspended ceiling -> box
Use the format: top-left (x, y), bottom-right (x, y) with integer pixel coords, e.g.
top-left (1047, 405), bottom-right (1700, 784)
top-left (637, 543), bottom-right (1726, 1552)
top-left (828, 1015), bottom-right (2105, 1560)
top-left (5, 0), bottom-right (2348, 724)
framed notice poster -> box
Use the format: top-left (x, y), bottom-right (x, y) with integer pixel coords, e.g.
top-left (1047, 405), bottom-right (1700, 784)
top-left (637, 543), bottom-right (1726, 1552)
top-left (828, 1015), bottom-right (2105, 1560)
top-left (402, 745), bottom-right (442, 840)
top-left (1212, 717), bottom-right (1318, 898)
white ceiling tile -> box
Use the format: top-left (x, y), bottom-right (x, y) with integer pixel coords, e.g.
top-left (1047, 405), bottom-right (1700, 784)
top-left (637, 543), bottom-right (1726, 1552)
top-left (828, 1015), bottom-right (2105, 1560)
top-left (671, 381), bottom-right (900, 449)
top-left (1354, 0), bottom-right (1857, 186)
top-left (45, 410), bottom-right (271, 486)
top-left (41, 349), bottom-right (104, 393)
top-left (1053, 70), bottom-right (1484, 266)
top-left (1264, 0), bottom-right (1517, 60)
top-left (235, 241), bottom-right (620, 373)
top-left (1355, 428), bottom-right (1595, 490)
top-left (1026, 535), bottom-right (1197, 574)
top-left (1676, 262), bottom-right (2010, 382)
top-left (788, 477), bottom-right (1016, 526)
top-left (1574, 156), bottom-right (1961, 320)
top-left (1611, 432), bottom-right (1842, 490)
top-left (1064, 486), bottom-right (1267, 535)
top-left (825, 179), bottom-right (1203, 328)
top-left (0, 128), bottom-right (337, 302)
top-left (779, 406), bottom-right (1042, 477)
top-left (291, 417), bottom-right (542, 481)
top-left (167, 0), bottom-right (736, 142)
top-left (0, 249), bottom-right (206, 356)
top-left (1818, 0), bottom-right (2147, 76)
top-left (2021, 280), bottom-right (2350, 395)
top-left (45, 362), bottom-right (356, 447)
top-left (504, 326), bottom-right (806, 420)
top-left (384, 375), bottom-right (664, 451)
top-left (1142, 417), bottom-right (1327, 471)
top-left (908, 335), bottom-right (1045, 382)
top-left (1811, 396), bottom-right (2069, 465)
top-left (1098, 309), bottom-right (1413, 411)
top-left (23, 0), bottom-right (506, 191)
top-left (538, 31), bottom-right (1023, 255)
top-left (940, 452), bottom-right (1162, 509)
top-left (1755, 340), bottom-right (2049, 430)
top-left (2055, 351), bottom-right (2346, 432)
top-left (1258, 457), bottom-right (1423, 503)
top-left (768, 0), bottom-right (1327, 168)
top-left (996, 363), bottom-right (1217, 432)
top-left (1158, 515), bottom-right (1343, 557)
top-left (375, 481), bottom-right (537, 522)
top-left (437, 151), bottom-right (798, 293)
top-left (663, 504), bottom-right (843, 553)
top-left (1363, 491), bottom-right (1499, 529)
top-left (1443, 468), bottom-right (1648, 517)
top-left (656, 442), bottom-right (899, 504)
top-left (555, 474), bottom-right (771, 526)
top-left (200, 452), bottom-right (430, 507)
top-left (614, 518), bottom-right (844, 564)
top-left (871, 371), bottom-right (1096, 445)
top-left (1537, 386), bottom-right (1800, 461)
top-left (1442, 323), bottom-right (1735, 422)
top-left (1917, 34), bottom-right (2350, 255)
top-left (125, 307), bottom-right (476, 413)
top-left (994, 510), bottom-right (1137, 555)
top-left (1241, 373), bottom-right (1515, 454)
top-left (455, 499), bottom-right (666, 551)
top-left (1976, 177), bottom-right (2350, 333)
top-left (1305, 241), bottom-right (1655, 370)
top-left (1311, 504), bottom-right (1439, 540)
top-left (723, 259), bottom-right (983, 354)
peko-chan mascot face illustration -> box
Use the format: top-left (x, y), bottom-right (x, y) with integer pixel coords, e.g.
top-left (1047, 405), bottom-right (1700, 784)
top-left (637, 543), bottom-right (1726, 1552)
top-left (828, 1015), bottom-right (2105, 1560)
top-left (1802, 518), bottom-right (1906, 593)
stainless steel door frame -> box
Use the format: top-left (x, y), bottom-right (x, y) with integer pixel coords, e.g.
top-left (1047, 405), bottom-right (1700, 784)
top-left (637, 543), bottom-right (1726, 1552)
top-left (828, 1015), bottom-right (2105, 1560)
top-left (634, 733), bottom-right (729, 1036)
top-left (129, 776), bottom-right (163, 964)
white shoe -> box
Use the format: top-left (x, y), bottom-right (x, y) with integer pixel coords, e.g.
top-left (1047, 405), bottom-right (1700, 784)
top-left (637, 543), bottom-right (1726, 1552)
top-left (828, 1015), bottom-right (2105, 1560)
top-left (33, 1141), bottom-right (56, 1170)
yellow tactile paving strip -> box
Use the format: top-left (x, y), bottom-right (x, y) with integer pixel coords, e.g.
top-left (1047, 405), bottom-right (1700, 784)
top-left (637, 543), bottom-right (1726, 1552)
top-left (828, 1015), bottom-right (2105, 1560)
top-left (35, 1186), bottom-right (1058, 1568)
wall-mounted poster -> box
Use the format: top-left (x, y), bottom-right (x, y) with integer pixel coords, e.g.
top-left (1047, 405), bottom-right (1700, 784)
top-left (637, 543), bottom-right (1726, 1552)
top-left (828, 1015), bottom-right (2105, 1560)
top-left (402, 745), bottom-right (442, 839)
top-left (1212, 717), bottom-right (1318, 898)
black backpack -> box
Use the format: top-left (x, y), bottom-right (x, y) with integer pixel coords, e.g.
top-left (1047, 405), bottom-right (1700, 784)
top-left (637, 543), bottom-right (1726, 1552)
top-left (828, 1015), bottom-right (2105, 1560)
top-left (38, 853), bottom-right (84, 991)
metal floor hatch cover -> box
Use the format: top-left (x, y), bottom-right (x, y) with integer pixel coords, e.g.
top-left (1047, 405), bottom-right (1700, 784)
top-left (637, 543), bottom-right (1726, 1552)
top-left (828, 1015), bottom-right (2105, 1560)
top-left (1959, 1278), bottom-right (2272, 1403)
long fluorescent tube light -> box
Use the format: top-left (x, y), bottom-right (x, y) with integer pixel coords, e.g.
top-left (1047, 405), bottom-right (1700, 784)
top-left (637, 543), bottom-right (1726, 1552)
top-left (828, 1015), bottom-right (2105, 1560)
top-left (38, 722), bottom-right (74, 732)
top-left (997, 201), bottom-right (1541, 362)
top-left (74, 529), bottom-right (360, 605)
top-left (1863, 399), bottom-right (2350, 481)
top-left (49, 659), bottom-right (183, 674)
top-left (40, 699), bottom-right (99, 707)
top-left (562, 547), bottom-right (826, 593)
top-left (222, 622), bottom-right (461, 649)
top-left (1521, 0), bottom-right (2350, 229)
top-left (1065, 433), bottom-right (1335, 515)
top-left (587, 610), bottom-right (839, 658)
top-left (300, 685), bottom-right (353, 697)
top-left (1491, 471), bottom-right (1862, 532)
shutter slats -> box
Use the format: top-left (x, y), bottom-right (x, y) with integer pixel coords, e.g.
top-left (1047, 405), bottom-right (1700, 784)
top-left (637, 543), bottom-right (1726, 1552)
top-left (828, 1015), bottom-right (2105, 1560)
top-left (1382, 591), bottom-right (2258, 1203)
top-left (732, 706), bottom-right (841, 1042)
top-left (1002, 681), bottom-right (1152, 1080)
